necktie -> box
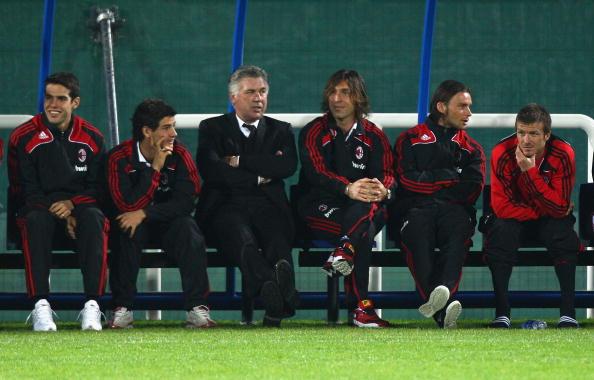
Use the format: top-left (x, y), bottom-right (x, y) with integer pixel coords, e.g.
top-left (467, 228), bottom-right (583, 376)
top-left (242, 124), bottom-right (257, 153)
top-left (243, 123), bottom-right (256, 137)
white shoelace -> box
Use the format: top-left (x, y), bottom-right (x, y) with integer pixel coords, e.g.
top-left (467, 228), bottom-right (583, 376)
top-left (195, 305), bottom-right (211, 319)
top-left (77, 304), bottom-right (105, 324)
top-left (26, 304), bottom-right (58, 325)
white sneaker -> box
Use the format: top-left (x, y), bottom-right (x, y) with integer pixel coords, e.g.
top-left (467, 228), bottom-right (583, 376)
top-left (418, 285), bottom-right (450, 318)
top-left (108, 307), bottom-right (134, 329)
top-left (27, 299), bottom-right (57, 332)
top-left (186, 305), bottom-right (216, 328)
top-left (443, 301), bottom-right (462, 329)
top-left (79, 300), bottom-right (103, 331)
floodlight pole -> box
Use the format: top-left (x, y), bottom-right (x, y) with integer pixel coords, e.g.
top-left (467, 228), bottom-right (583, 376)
top-left (96, 8), bottom-right (120, 148)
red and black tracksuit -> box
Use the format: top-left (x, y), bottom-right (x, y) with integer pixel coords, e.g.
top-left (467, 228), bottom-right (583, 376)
top-left (485, 134), bottom-right (579, 318)
top-left (106, 139), bottom-right (209, 310)
top-left (298, 114), bottom-right (396, 309)
top-left (393, 115), bottom-right (485, 303)
top-left (8, 113), bottom-right (109, 302)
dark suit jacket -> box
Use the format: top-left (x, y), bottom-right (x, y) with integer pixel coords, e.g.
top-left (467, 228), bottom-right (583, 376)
top-left (196, 112), bottom-right (297, 239)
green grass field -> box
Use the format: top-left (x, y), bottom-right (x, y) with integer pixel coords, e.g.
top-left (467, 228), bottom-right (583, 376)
top-left (1, 319), bottom-right (593, 379)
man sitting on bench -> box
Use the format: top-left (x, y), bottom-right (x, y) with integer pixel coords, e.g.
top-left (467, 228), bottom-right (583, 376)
top-left (297, 69), bottom-right (396, 327)
top-left (485, 103), bottom-right (580, 329)
top-left (196, 66), bottom-right (298, 327)
top-left (8, 72), bottom-right (108, 331)
top-left (392, 80), bottom-right (485, 329)
top-left (106, 99), bottom-right (215, 328)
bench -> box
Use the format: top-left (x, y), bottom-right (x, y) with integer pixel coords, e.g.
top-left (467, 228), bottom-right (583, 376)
top-left (0, 249), bottom-right (254, 312)
top-left (3, 184), bottom-right (594, 324)
top-left (297, 183), bottom-right (594, 323)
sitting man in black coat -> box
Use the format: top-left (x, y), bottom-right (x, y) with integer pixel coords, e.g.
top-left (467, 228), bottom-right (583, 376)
top-left (196, 65), bottom-right (298, 327)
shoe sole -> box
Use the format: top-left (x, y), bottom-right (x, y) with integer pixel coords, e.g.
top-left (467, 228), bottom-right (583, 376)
top-left (275, 260), bottom-right (299, 311)
top-left (186, 320), bottom-right (216, 329)
top-left (443, 301), bottom-right (462, 329)
top-left (332, 259), bottom-right (353, 276)
top-left (263, 316), bottom-right (282, 327)
top-left (353, 320), bottom-right (381, 328)
top-left (82, 325), bottom-right (103, 331)
top-left (108, 322), bottom-right (134, 329)
top-left (557, 323), bottom-right (579, 328)
top-left (419, 285), bottom-right (450, 318)
top-left (33, 327), bottom-right (57, 332)
top-left (261, 281), bottom-right (284, 319)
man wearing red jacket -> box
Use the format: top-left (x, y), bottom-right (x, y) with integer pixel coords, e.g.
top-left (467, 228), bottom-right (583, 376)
top-left (485, 103), bottom-right (580, 328)
top-left (392, 80), bottom-right (485, 329)
top-left (8, 72), bottom-right (108, 331)
top-left (106, 99), bottom-right (214, 328)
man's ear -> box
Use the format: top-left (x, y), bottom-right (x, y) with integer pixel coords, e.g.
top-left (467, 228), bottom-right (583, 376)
top-left (142, 126), bottom-right (152, 139)
top-left (71, 97), bottom-right (81, 110)
top-left (436, 101), bottom-right (446, 114)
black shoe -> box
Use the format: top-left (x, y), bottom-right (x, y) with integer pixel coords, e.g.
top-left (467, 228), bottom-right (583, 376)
top-left (489, 316), bottom-right (511, 328)
top-left (262, 315), bottom-right (281, 327)
top-left (261, 281), bottom-right (283, 327)
top-left (557, 316), bottom-right (579, 328)
top-left (275, 259), bottom-right (299, 315)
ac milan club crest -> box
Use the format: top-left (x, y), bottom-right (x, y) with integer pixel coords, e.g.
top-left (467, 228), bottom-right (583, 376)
top-left (78, 148), bottom-right (87, 163)
top-left (160, 173), bottom-right (169, 186)
top-left (355, 146), bottom-right (364, 160)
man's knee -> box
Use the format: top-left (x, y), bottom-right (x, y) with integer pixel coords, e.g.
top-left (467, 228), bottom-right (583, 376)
top-left (542, 218), bottom-right (579, 254)
top-left (23, 209), bottom-right (53, 228)
top-left (76, 207), bottom-right (106, 227)
top-left (400, 211), bottom-right (431, 244)
top-left (166, 216), bottom-right (206, 249)
top-left (347, 200), bottom-right (373, 215)
top-left (484, 218), bottom-right (522, 265)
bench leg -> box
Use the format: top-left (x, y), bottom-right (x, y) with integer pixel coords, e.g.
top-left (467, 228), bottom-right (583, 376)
top-left (241, 275), bottom-right (254, 324)
top-left (327, 275), bottom-right (339, 324)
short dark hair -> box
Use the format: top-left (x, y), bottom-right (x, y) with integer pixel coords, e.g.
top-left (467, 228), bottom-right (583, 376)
top-left (429, 80), bottom-right (471, 119)
top-left (515, 103), bottom-right (552, 135)
top-left (45, 72), bottom-right (80, 99)
top-left (131, 99), bottom-right (176, 142)
top-left (322, 69), bottom-right (370, 120)
top-left (228, 65), bottom-right (268, 95)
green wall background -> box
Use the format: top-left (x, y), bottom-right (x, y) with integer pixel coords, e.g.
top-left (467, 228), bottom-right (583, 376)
top-left (0, 0), bottom-right (593, 322)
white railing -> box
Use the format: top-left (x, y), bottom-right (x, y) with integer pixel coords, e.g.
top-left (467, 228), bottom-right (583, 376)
top-left (0, 115), bottom-right (33, 128)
